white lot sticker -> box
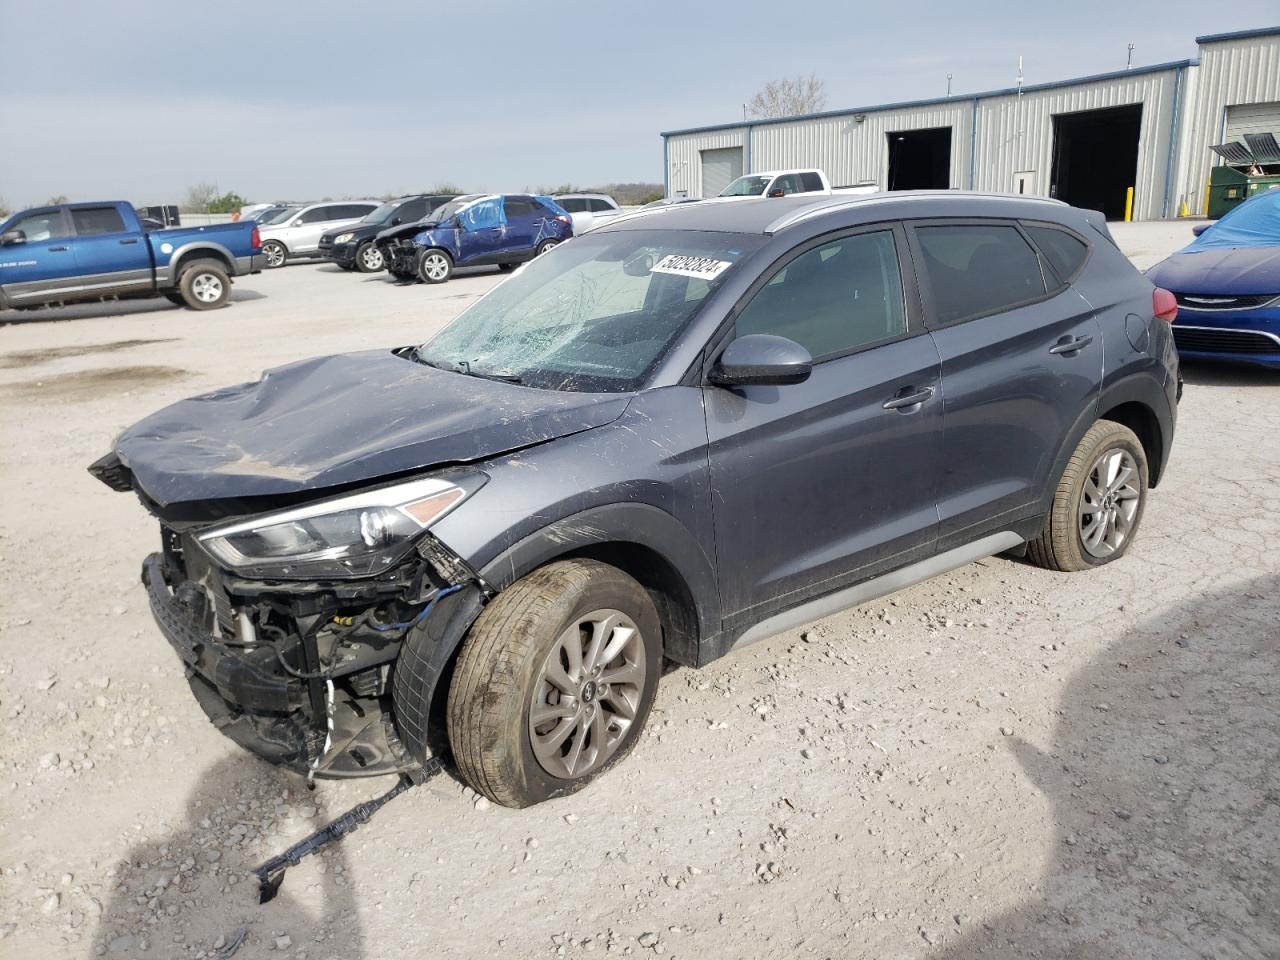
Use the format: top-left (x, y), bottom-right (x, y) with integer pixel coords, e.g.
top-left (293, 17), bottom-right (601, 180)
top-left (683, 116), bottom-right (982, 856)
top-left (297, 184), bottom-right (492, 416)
top-left (651, 254), bottom-right (733, 281)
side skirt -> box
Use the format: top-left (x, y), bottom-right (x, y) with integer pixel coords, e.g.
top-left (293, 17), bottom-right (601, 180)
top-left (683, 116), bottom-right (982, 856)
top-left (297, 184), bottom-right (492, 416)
top-left (730, 531), bottom-right (1023, 651)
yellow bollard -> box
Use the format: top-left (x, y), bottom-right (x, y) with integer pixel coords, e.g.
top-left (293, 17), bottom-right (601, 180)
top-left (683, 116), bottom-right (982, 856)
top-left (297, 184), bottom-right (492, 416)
top-left (1124, 186), bottom-right (1134, 222)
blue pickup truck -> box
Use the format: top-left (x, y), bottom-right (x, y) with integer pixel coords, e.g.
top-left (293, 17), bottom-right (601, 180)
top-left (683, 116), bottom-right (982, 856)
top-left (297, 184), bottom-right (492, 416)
top-left (0, 201), bottom-right (263, 312)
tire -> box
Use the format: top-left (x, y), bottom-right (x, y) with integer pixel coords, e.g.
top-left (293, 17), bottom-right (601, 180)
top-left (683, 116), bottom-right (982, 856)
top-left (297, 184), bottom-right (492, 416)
top-left (498, 262), bottom-right (517, 272)
top-left (535, 239), bottom-right (560, 257)
top-left (163, 292), bottom-right (185, 306)
top-left (417, 248), bottom-right (453, 284)
top-left (177, 259), bottom-right (231, 310)
top-left (446, 559), bottom-right (662, 808)
top-left (355, 240), bottom-right (385, 273)
top-left (1027, 419), bottom-right (1148, 572)
top-left (261, 240), bottom-right (287, 269)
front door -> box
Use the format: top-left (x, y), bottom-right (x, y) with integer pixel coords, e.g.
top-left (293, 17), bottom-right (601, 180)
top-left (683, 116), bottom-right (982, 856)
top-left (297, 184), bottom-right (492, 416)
top-left (0, 208), bottom-right (79, 302)
top-left (66, 205), bottom-right (152, 292)
top-left (908, 220), bottom-right (1102, 546)
top-left (703, 225), bottom-right (942, 627)
top-left (456, 197), bottom-right (506, 264)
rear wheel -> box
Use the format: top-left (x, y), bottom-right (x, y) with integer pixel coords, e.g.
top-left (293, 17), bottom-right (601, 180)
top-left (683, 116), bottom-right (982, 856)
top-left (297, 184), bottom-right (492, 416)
top-left (177, 259), bottom-right (230, 310)
top-left (261, 240), bottom-right (287, 269)
top-left (355, 240), bottom-right (384, 273)
top-left (446, 559), bottom-right (661, 807)
top-left (1027, 419), bottom-right (1148, 572)
top-left (417, 249), bottom-right (453, 284)
top-left (535, 239), bottom-right (560, 257)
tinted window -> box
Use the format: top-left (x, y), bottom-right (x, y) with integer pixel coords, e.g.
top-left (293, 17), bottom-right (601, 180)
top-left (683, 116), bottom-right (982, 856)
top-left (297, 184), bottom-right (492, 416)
top-left (771, 174), bottom-right (802, 195)
top-left (396, 199), bottom-right (428, 222)
top-left (71, 206), bottom-right (127, 235)
top-left (298, 206), bottom-right (336, 224)
top-left (736, 230), bottom-right (908, 359)
top-left (799, 172), bottom-right (824, 192)
top-left (1025, 225), bottom-right (1089, 282)
top-left (9, 210), bottom-right (70, 242)
top-left (558, 198), bottom-right (588, 213)
top-left (588, 198), bottom-right (616, 212)
top-left (915, 224), bottom-right (1047, 325)
top-left (336, 204), bottom-right (375, 220)
top-left (503, 197), bottom-right (536, 218)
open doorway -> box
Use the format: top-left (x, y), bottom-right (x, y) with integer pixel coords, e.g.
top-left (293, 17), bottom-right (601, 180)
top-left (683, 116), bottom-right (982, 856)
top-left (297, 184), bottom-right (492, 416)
top-left (1051, 104), bottom-right (1142, 220)
top-left (887, 127), bottom-right (952, 190)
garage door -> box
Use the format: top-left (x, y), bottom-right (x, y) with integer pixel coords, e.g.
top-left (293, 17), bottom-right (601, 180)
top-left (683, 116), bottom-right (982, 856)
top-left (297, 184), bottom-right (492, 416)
top-left (700, 147), bottom-right (744, 198)
top-left (1224, 101), bottom-right (1280, 141)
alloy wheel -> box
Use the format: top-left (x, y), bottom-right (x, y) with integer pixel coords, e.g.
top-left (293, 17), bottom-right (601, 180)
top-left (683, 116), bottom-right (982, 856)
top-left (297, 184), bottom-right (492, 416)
top-left (420, 252), bottom-right (450, 281)
top-left (191, 273), bottom-right (223, 303)
top-left (263, 243), bottom-right (285, 268)
top-left (528, 608), bottom-right (647, 780)
top-left (1079, 448), bottom-right (1141, 558)
top-left (360, 245), bottom-right (384, 271)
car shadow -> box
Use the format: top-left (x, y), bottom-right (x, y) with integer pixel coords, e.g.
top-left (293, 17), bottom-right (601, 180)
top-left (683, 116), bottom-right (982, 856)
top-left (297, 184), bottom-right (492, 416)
top-left (930, 574), bottom-right (1279, 959)
top-left (0, 290), bottom-right (267, 327)
top-left (1179, 360), bottom-right (1279, 387)
top-left (88, 754), bottom-right (366, 958)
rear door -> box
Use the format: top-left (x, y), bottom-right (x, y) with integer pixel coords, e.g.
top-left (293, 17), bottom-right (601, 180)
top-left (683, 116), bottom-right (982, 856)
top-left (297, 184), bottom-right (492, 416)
top-left (908, 219), bottom-right (1102, 547)
top-left (0, 207), bottom-right (78, 302)
top-left (290, 204), bottom-right (351, 252)
top-left (703, 224), bottom-right (943, 626)
top-left (501, 196), bottom-right (541, 257)
top-left (66, 205), bottom-right (152, 293)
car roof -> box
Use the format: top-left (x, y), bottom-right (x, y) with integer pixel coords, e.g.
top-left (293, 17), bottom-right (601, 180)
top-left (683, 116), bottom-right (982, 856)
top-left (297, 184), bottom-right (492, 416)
top-left (555, 193), bottom-right (615, 201)
top-left (597, 191), bottom-right (1071, 236)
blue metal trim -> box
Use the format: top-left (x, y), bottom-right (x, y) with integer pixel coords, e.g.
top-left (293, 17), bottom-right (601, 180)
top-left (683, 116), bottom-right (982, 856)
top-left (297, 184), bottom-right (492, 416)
top-left (1162, 64), bottom-right (1185, 218)
top-left (1195, 26), bottom-right (1280, 45)
top-left (659, 58), bottom-right (1198, 138)
top-left (968, 98), bottom-right (979, 190)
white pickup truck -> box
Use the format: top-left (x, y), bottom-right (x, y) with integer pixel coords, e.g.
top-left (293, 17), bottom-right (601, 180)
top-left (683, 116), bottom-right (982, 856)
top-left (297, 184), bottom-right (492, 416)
top-left (717, 169), bottom-right (877, 199)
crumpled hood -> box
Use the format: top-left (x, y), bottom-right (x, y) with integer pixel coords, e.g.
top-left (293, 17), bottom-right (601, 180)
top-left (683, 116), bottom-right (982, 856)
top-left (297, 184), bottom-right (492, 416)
top-left (115, 350), bottom-right (631, 506)
top-left (376, 219), bottom-right (443, 243)
top-left (1146, 246), bottom-right (1280, 296)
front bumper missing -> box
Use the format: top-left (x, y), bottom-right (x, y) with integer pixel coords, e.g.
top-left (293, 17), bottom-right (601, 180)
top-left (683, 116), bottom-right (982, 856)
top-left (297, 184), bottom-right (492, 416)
top-left (141, 552), bottom-right (425, 779)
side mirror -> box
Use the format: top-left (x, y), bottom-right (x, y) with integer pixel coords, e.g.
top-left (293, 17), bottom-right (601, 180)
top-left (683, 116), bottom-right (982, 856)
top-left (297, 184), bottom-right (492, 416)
top-left (768, 188), bottom-right (787, 198)
top-left (1191, 223), bottom-right (1211, 237)
top-left (0, 230), bottom-right (24, 247)
top-left (390, 217), bottom-right (402, 226)
top-left (451, 217), bottom-right (466, 231)
top-left (709, 334), bottom-right (812, 387)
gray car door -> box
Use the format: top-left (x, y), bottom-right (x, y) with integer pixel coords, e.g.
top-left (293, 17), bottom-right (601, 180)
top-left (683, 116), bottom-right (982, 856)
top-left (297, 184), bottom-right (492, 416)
top-left (703, 224), bottom-right (942, 627)
top-left (908, 219), bottom-right (1102, 548)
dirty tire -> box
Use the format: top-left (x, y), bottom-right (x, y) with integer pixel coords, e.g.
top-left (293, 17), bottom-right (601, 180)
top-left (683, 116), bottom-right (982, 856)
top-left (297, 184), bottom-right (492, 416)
top-left (417, 248), bottom-right (453, 284)
top-left (177, 259), bottom-right (230, 310)
top-left (447, 559), bottom-right (661, 808)
top-left (498, 262), bottom-right (517, 271)
top-left (535, 239), bottom-right (560, 257)
top-left (261, 240), bottom-right (287, 269)
top-left (1027, 419), bottom-right (1148, 572)
top-left (355, 240), bottom-right (384, 273)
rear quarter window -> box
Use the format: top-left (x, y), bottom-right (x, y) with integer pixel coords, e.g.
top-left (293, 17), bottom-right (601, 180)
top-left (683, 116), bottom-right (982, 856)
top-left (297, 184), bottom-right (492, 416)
top-left (914, 223), bottom-right (1048, 325)
top-left (1024, 224), bottom-right (1090, 282)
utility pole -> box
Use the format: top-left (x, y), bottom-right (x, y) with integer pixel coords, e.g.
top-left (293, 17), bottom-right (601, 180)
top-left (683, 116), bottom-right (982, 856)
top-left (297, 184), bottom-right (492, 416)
top-left (743, 103), bottom-right (747, 121)
top-left (947, 73), bottom-right (953, 97)
top-left (1127, 43), bottom-right (1135, 69)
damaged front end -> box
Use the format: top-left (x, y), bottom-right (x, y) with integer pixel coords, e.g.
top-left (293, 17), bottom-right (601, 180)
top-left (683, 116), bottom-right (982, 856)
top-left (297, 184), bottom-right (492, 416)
top-left (97, 456), bottom-right (490, 780)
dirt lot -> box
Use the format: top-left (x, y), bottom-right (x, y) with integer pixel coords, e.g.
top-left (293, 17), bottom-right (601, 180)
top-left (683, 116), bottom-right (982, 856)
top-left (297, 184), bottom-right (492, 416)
top-left (1, 226), bottom-right (1277, 960)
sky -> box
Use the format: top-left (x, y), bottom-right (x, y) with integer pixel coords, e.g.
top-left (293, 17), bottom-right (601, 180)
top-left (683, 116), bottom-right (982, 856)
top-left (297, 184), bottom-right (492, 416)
top-left (0, 1), bottom-right (1268, 208)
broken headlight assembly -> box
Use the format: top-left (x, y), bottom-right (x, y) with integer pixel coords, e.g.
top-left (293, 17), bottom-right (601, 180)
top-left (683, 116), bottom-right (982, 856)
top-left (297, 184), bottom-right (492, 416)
top-left (198, 475), bottom-right (482, 579)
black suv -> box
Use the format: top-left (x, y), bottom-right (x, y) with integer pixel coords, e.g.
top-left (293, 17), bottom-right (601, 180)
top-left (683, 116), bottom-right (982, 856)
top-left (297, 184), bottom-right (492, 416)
top-left (91, 193), bottom-right (1178, 808)
top-left (319, 194), bottom-right (457, 272)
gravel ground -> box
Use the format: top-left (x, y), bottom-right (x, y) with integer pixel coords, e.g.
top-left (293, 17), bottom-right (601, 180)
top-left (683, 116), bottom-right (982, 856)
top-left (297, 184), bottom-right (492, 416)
top-left (0, 224), bottom-right (1276, 960)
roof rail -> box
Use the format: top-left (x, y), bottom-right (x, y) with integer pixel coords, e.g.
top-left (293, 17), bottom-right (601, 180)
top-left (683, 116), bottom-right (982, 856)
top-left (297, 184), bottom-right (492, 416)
top-left (765, 191), bottom-right (1066, 234)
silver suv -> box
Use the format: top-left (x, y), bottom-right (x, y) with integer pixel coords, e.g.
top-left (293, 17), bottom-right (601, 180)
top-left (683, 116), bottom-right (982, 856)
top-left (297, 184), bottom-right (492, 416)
top-left (258, 201), bottom-right (380, 268)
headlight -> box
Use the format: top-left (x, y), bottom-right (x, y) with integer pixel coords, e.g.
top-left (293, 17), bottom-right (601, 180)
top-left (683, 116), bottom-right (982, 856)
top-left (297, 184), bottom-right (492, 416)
top-left (198, 475), bottom-right (480, 579)
top-left (334, 233), bottom-right (355, 244)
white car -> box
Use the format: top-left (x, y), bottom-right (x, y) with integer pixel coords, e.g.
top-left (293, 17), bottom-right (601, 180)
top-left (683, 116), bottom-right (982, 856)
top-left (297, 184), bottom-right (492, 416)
top-left (553, 193), bottom-right (622, 234)
top-left (258, 200), bottom-right (380, 268)
top-left (717, 169), bottom-right (877, 200)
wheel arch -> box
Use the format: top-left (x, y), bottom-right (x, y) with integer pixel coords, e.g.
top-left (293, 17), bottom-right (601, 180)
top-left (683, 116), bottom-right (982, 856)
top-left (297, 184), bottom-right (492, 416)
top-left (167, 243), bottom-right (235, 284)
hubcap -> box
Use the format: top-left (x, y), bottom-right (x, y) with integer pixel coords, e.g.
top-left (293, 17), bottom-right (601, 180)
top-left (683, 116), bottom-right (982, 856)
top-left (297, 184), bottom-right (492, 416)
top-left (528, 608), bottom-right (646, 780)
top-left (422, 253), bottom-right (449, 281)
top-left (1079, 448), bottom-right (1141, 558)
top-left (361, 246), bottom-right (383, 270)
top-left (191, 273), bottom-right (223, 303)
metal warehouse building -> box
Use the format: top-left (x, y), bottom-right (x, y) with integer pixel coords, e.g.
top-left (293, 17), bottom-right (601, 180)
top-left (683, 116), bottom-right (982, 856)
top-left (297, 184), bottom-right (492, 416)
top-left (661, 27), bottom-right (1280, 220)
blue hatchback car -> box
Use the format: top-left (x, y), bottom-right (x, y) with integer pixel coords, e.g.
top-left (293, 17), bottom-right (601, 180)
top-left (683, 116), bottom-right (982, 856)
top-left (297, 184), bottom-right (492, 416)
top-left (386, 194), bottom-right (573, 284)
top-left (1146, 189), bottom-right (1280, 369)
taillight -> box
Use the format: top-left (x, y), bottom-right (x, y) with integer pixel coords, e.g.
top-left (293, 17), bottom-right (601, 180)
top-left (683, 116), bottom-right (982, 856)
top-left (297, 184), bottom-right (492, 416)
top-left (556, 215), bottom-right (571, 225)
top-left (251, 226), bottom-right (261, 250)
top-left (1153, 287), bottom-right (1177, 323)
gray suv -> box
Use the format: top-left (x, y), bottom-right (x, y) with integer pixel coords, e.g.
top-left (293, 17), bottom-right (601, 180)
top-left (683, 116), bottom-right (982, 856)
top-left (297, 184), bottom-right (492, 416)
top-left (90, 192), bottom-right (1179, 808)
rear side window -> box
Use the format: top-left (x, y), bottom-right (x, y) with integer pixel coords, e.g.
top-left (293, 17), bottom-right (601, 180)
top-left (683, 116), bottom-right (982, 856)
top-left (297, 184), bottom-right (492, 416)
top-left (298, 206), bottom-right (335, 224)
top-left (799, 172), bottom-right (824, 192)
top-left (915, 223), bottom-right (1047, 325)
top-left (1024, 225), bottom-right (1089, 282)
top-left (503, 197), bottom-right (536, 218)
top-left (558, 198), bottom-right (588, 213)
top-left (588, 198), bottom-right (616, 212)
top-left (71, 206), bottom-right (127, 236)
top-left (735, 230), bottom-right (908, 359)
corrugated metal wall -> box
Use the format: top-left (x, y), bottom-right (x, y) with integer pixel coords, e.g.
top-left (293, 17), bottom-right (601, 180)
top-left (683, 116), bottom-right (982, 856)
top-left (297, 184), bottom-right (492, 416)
top-left (666, 129), bottom-right (744, 198)
top-left (1180, 34), bottom-right (1280, 215)
top-left (972, 69), bottom-right (1183, 220)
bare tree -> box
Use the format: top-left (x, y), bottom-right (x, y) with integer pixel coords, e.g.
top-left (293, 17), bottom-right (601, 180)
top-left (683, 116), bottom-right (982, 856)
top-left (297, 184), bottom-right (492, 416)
top-left (0, 196), bottom-right (11, 219)
top-left (183, 182), bottom-right (218, 213)
top-left (747, 75), bottom-right (827, 119)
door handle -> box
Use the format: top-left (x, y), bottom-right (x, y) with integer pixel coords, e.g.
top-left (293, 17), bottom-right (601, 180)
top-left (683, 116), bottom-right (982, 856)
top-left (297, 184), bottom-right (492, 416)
top-left (882, 386), bottom-right (935, 411)
top-left (48, 245), bottom-right (69, 252)
top-left (119, 237), bottom-right (139, 245)
top-left (1048, 334), bottom-right (1094, 355)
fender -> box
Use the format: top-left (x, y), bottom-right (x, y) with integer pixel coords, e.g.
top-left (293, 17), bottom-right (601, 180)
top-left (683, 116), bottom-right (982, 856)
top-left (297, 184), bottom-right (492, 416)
top-left (156, 240), bottom-right (237, 285)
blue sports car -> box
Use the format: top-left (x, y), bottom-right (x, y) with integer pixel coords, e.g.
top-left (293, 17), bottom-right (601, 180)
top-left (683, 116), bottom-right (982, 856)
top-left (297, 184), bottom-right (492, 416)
top-left (1146, 189), bottom-right (1280, 369)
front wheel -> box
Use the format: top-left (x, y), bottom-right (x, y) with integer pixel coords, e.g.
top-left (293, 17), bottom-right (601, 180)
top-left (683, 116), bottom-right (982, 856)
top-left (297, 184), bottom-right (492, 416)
top-left (177, 260), bottom-right (231, 310)
top-left (355, 240), bottom-right (385, 273)
top-left (417, 249), bottom-right (453, 284)
top-left (261, 241), bottom-right (287, 269)
top-left (446, 559), bottom-right (661, 807)
top-left (1027, 419), bottom-right (1148, 571)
